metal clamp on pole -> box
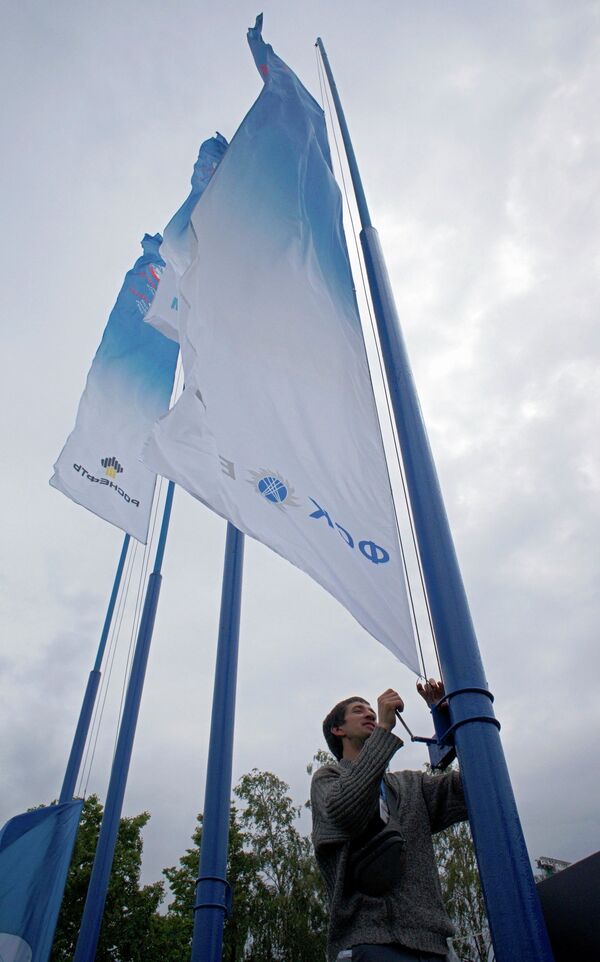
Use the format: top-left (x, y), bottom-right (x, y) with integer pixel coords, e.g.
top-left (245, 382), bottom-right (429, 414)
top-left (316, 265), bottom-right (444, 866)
top-left (195, 875), bottom-right (233, 919)
top-left (433, 686), bottom-right (500, 744)
top-left (394, 687), bottom-right (497, 770)
top-left (435, 685), bottom-right (496, 709)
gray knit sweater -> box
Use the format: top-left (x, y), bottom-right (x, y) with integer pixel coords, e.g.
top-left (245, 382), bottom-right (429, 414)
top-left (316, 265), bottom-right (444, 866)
top-left (311, 726), bottom-right (467, 961)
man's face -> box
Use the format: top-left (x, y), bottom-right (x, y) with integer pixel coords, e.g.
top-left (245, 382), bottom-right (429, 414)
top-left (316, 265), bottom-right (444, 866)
top-left (333, 699), bottom-right (377, 745)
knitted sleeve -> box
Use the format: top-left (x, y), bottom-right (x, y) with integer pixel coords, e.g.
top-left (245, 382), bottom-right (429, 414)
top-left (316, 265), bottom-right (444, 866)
top-left (420, 769), bottom-right (468, 833)
top-left (311, 727), bottom-right (403, 845)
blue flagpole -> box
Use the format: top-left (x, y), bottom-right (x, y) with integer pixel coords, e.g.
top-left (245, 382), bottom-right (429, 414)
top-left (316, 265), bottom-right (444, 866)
top-left (59, 534), bottom-right (130, 805)
top-left (316, 38), bottom-right (554, 962)
top-left (72, 482), bottom-right (175, 962)
top-left (191, 523), bottom-right (245, 962)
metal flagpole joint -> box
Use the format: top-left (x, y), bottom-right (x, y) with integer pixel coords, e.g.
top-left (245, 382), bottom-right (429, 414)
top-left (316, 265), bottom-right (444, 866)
top-left (194, 874), bottom-right (232, 915)
top-left (73, 484), bottom-right (175, 962)
top-left (316, 37), bottom-right (555, 962)
top-left (191, 523), bottom-right (245, 962)
top-left (59, 533), bottom-right (131, 805)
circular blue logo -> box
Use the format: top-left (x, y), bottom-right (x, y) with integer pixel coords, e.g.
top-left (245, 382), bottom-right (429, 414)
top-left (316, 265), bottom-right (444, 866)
top-left (257, 475), bottom-right (288, 504)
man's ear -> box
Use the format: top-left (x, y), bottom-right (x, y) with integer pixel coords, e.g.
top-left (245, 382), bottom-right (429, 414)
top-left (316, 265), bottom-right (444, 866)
top-left (331, 725), bottom-right (345, 738)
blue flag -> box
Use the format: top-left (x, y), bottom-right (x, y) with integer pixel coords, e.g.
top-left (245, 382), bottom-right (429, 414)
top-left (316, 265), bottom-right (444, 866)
top-left (0, 801), bottom-right (83, 962)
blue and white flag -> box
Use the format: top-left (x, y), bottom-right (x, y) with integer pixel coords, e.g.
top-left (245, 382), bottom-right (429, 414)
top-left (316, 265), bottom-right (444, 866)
top-left (143, 17), bottom-right (418, 670)
top-left (0, 801), bottom-right (83, 962)
top-left (145, 133), bottom-right (228, 349)
top-left (50, 235), bottom-right (179, 543)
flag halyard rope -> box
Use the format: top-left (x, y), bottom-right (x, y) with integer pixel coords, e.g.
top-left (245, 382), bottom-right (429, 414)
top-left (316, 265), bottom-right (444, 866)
top-left (315, 45), bottom-right (441, 681)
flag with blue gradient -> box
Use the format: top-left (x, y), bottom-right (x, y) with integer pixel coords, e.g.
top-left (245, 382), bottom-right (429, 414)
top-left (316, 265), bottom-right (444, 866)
top-left (50, 234), bottom-right (179, 543)
top-left (144, 133), bottom-right (228, 348)
top-left (143, 17), bottom-right (418, 670)
top-left (0, 801), bottom-right (83, 962)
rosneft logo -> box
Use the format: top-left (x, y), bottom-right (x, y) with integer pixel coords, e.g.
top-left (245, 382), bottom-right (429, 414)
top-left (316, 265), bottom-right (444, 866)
top-left (101, 456), bottom-right (123, 479)
top-left (72, 459), bottom-right (140, 508)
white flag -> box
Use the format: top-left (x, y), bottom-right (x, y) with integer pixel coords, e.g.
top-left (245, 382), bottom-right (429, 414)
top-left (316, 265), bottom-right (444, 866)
top-left (143, 19), bottom-right (419, 670)
top-left (51, 234), bottom-right (179, 543)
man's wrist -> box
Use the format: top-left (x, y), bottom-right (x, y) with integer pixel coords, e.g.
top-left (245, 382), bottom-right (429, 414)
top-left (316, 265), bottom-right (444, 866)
top-left (374, 723), bottom-right (403, 746)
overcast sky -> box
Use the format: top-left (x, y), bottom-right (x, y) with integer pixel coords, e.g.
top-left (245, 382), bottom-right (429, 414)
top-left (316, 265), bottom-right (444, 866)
top-left (1, 0), bottom-right (599, 900)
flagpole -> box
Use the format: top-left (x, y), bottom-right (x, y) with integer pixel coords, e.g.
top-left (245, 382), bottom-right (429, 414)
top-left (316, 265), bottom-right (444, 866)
top-left (72, 482), bottom-right (175, 962)
top-left (191, 523), bottom-right (245, 962)
top-left (59, 534), bottom-right (130, 805)
top-left (316, 38), bottom-right (554, 962)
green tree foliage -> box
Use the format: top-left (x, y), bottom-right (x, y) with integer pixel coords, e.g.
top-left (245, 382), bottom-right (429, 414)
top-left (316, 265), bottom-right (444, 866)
top-left (159, 804), bottom-right (256, 962)
top-left (50, 795), bottom-right (164, 962)
top-left (155, 770), bottom-right (327, 961)
top-left (49, 773), bottom-right (327, 962)
top-left (234, 769), bottom-right (328, 961)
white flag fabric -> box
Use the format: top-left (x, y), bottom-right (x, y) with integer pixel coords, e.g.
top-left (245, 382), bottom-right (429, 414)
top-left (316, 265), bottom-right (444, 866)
top-left (50, 234), bottom-right (179, 543)
top-left (143, 18), bottom-right (419, 670)
top-left (145, 133), bottom-right (228, 348)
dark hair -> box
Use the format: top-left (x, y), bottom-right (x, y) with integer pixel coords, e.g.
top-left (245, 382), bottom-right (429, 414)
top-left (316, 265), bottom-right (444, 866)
top-left (323, 696), bottom-right (369, 760)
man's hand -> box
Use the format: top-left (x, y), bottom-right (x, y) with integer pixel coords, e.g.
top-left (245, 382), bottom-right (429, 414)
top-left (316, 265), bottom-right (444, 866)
top-left (377, 688), bottom-right (405, 731)
top-left (417, 678), bottom-right (447, 709)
